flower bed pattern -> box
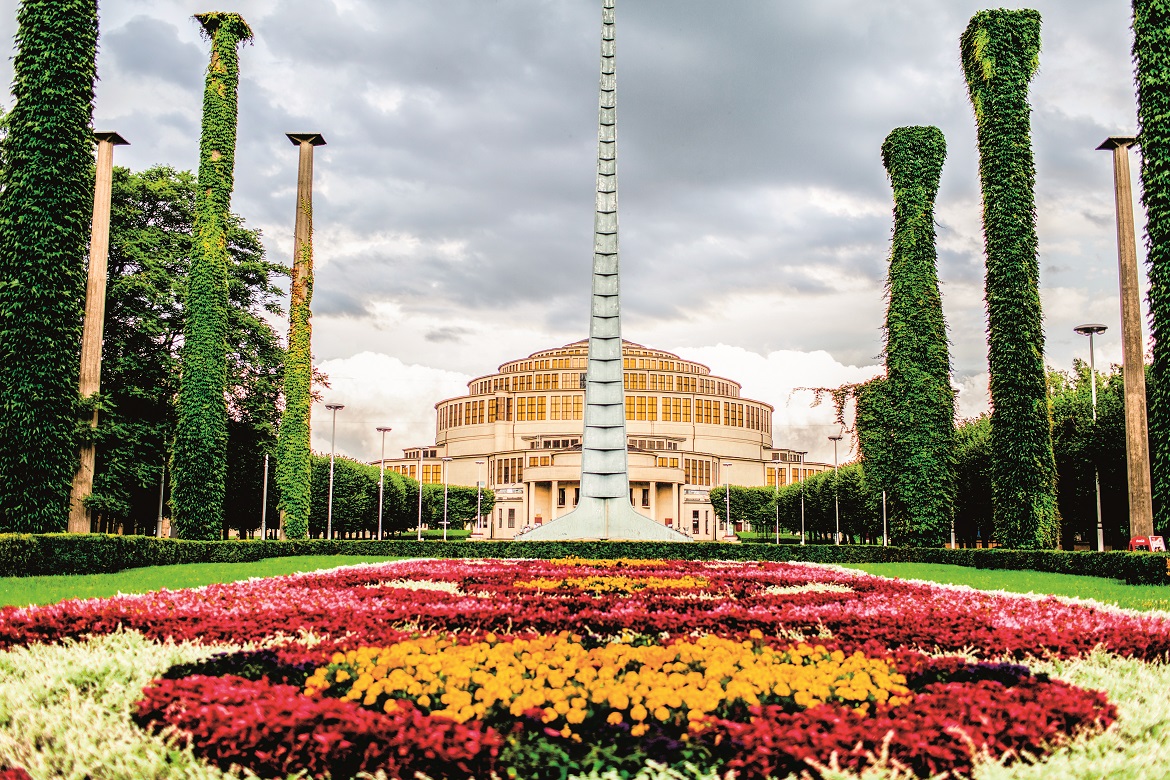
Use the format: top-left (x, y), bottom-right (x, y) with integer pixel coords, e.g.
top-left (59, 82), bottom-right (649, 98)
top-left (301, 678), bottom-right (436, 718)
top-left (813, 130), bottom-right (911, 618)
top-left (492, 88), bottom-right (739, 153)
top-left (3, 558), bottom-right (1156, 779)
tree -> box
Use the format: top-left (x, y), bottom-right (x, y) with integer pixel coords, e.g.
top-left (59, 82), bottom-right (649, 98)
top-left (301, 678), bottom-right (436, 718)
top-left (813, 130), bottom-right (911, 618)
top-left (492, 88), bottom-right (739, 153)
top-left (173, 12), bottom-right (253, 539)
top-left (1132, 0), bottom-right (1170, 519)
top-left (961, 10), bottom-right (1058, 548)
top-left (953, 415), bottom-right (994, 546)
top-left (0, 0), bottom-right (98, 532)
top-left (877, 126), bottom-right (954, 547)
top-left (87, 165), bottom-right (284, 536)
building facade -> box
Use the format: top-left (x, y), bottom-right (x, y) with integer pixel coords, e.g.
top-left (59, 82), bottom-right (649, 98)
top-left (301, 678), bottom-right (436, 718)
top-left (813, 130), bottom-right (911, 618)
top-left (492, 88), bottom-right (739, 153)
top-left (379, 340), bottom-right (830, 540)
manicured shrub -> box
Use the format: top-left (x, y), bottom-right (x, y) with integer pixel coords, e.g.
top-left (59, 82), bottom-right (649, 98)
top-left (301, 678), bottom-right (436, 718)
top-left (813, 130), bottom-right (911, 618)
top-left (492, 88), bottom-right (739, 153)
top-left (172, 13), bottom-right (253, 539)
top-left (1, 534), bottom-right (1165, 584)
top-left (0, 0), bottom-right (98, 532)
top-left (961, 10), bottom-right (1058, 549)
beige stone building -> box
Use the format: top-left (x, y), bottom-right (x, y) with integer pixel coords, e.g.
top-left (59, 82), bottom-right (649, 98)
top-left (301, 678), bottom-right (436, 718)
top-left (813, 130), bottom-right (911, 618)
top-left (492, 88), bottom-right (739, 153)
top-left (378, 340), bottom-right (830, 540)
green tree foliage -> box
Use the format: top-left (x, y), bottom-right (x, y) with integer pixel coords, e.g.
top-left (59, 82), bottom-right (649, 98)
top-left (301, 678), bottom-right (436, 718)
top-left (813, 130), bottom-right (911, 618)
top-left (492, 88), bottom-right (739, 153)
top-left (87, 165), bottom-right (284, 537)
top-left (772, 466), bottom-right (885, 544)
top-left (173, 13), bottom-right (254, 539)
top-left (0, 0), bottom-right (97, 532)
top-left (961, 10), bottom-right (1058, 549)
top-left (953, 415), bottom-right (994, 546)
top-left (1132, 0), bottom-right (1170, 518)
top-left (876, 126), bottom-right (954, 547)
top-left (307, 455), bottom-right (494, 538)
top-left (1049, 363), bottom-right (1133, 549)
top-left (708, 486), bottom-right (778, 532)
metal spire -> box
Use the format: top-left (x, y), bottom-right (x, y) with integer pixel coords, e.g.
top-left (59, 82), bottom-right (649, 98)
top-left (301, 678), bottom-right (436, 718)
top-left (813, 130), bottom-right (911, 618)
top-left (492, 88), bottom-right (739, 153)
top-left (523, 0), bottom-right (689, 542)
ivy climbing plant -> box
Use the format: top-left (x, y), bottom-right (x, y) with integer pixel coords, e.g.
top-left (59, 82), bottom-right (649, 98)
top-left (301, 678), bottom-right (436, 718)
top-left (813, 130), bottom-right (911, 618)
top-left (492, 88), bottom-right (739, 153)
top-left (172, 12), bottom-right (253, 540)
top-left (1132, 0), bottom-right (1170, 520)
top-left (878, 126), bottom-right (955, 546)
top-left (0, 0), bottom-right (98, 533)
top-left (961, 10), bottom-right (1058, 549)
top-left (276, 182), bottom-right (315, 539)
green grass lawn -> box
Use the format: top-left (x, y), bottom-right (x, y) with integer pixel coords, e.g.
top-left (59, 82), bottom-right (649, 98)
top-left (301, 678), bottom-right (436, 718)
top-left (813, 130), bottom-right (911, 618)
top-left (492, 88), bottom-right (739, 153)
top-left (0, 555), bottom-right (404, 608)
top-left (841, 562), bottom-right (1170, 612)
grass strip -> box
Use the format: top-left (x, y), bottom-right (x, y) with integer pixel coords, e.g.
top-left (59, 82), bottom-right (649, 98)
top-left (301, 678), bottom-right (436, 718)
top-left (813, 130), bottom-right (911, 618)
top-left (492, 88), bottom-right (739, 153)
top-left (842, 562), bottom-right (1170, 612)
top-left (0, 555), bottom-right (403, 607)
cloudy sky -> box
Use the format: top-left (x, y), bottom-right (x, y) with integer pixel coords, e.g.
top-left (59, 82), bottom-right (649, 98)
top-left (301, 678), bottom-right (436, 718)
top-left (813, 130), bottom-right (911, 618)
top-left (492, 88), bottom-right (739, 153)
top-left (0, 0), bottom-right (1145, 464)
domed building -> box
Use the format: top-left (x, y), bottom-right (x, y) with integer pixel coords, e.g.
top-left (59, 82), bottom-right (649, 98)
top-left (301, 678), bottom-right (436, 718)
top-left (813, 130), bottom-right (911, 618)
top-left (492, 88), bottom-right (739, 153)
top-left (379, 340), bottom-right (830, 540)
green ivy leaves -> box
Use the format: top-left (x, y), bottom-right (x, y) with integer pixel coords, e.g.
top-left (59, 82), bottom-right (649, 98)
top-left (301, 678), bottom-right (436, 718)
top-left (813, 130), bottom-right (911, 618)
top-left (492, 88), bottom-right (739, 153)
top-left (961, 10), bottom-right (1058, 549)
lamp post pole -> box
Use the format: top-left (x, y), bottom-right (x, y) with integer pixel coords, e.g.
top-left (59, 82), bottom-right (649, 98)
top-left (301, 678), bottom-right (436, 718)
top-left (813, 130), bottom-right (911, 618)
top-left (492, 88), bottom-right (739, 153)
top-left (1075, 324), bottom-right (1108, 551)
top-left (882, 489), bottom-right (887, 547)
top-left (260, 453), bottom-right (268, 540)
top-left (441, 457), bottom-right (453, 541)
top-left (798, 451), bottom-right (808, 545)
top-left (325, 404), bottom-right (344, 539)
top-left (774, 465), bottom-right (780, 545)
top-left (376, 427), bottom-right (392, 540)
top-left (829, 434), bottom-right (842, 545)
top-left (416, 449), bottom-right (424, 541)
top-left (476, 460), bottom-right (485, 534)
top-left (722, 462), bottom-right (733, 540)
top-left (1097, 137), bottom-right (1154, 540)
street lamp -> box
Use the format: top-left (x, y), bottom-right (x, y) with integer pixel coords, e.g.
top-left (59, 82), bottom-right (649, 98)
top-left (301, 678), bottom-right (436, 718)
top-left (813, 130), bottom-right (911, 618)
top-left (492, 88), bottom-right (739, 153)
top-left (773, 464), bottom-right (780, 545)
top-left (1075, 323), bottom-right (1108, 551)
top-left (798, 451), bottom-right (808, 545)
top-left (722, 462), bottom-right (734, 540)
top-left (416, 448), bottom-right (424, 541)
top-left (376, 426), bottom-right (392, 540)
top-left (325, 403), bottom-right (345, 540)
top-left (475, 460), bottom-right (486, 535)
top-left (441, 456), bottom-right (453, 541)
top-left (829, 434), bottom-right (843, 545)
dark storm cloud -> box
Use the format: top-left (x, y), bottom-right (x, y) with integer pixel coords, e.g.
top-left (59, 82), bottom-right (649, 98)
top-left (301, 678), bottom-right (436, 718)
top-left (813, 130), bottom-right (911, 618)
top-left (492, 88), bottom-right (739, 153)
top-left (0, 0), bottom-right (1141, 373)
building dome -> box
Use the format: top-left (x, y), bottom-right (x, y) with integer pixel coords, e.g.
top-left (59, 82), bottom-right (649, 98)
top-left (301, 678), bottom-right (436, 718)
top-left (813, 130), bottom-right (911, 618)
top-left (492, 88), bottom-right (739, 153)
top-left (380, 340), bottom-right (828, 539)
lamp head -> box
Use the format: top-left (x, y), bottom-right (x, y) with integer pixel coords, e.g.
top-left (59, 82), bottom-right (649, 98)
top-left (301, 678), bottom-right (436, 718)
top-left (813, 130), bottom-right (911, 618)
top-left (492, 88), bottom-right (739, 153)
top-left (476, 460), bottom-right (485, 465)
top-left (1073, 323), bottom-right (1108, 336)
top-left (376, 426), bottom-right (392, 433)
top-left (828, 435), bottom-right (843, 442)
top-left (442, 457), bottom-right (453, 462)
top-left (325, 403), bottom-right (345, 411)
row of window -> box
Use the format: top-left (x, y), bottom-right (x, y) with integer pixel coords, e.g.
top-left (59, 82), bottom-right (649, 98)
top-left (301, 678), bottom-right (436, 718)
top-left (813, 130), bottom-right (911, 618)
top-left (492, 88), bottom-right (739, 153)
top-left (403, 449), bottom-right (438, 459)
top-left (765, 467), bottom-right (825, 487)
top-left (442, 394), bottom-right (771, 432)
top-left (621, 356), bottom-right (707, 374)
top-left (530, 438), bottom-right (581, 450)
top-left (383, 463), bottom-right (442, 483)
top-left (685, 458), bottom-right (713, 487)
top-left (479, 371), bottom-right (742, 397)
top-left (501, 357), bottom-right (587, 374)
top-left (490, 456), bottom-right (524, 486)
top-left (630, 438), bottom-right (680, 451)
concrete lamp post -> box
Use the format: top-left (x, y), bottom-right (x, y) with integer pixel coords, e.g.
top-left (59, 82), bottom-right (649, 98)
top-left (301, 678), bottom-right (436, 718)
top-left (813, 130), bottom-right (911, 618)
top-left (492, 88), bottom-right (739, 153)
top-left (376, 427), bottom-right (392, 540)
top-left (476, 460), bottom-right (486, 535)
top-left (69, 132), bottom-right (130, 534)
top-left (829, 434), bottom-right (843, 545)
top-left (1074, 324), bottom-right (1108, 550)
top-left (798, 451), bottom-right (808, 545)
top-left (325, 404), bottom-right (344, 539)
top-left (416, 449), bottom-right (425, 541)
top-left (441, 457), bottom-right (453, 541)
top-left (1097, 137), bottom-right (1154, 540)
top-left (722, 462), bottom-right (735, 540)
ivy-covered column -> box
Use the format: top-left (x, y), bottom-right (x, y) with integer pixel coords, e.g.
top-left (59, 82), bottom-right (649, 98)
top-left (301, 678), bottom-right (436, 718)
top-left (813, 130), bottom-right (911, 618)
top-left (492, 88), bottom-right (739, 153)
top-left (173, 12), bottom-right (252, 539)
top-left (961, 10), bottom-right (1058, 548)
top-left (879, 126), bottom-right (954, 546)
top-left (276, 133), bottom-right (325, 540)
top-left (0, 0), bottom-right (98, 533)
top-left (1132, 0), bottom-right (1170, 526)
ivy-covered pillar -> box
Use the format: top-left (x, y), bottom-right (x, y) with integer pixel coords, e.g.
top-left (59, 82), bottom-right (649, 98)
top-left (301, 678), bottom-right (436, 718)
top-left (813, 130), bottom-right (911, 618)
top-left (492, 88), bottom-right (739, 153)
top-left (0, 0), bottom-right (98, 533)
top-left (961, 10), bottom-right (1058, 548)
top-left (173, 12), bottom-right (253, 539)
top-left (276, 133), bottom-right (326, 540)
top-left (879, 126), bottom-right (954, 546)
top-left (1132, 0), bottom-right (1170, 530)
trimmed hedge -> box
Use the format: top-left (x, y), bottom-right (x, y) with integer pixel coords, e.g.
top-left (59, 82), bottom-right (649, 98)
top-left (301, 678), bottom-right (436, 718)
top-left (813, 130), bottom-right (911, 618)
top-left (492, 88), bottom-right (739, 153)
top-left (1, 534), bottom-right (1166, 586)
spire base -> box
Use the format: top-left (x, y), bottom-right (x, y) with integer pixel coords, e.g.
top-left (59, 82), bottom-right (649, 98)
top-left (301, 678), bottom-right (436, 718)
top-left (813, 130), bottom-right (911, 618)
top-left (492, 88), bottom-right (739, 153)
top-left (518, 497), bottom-right (692, 542)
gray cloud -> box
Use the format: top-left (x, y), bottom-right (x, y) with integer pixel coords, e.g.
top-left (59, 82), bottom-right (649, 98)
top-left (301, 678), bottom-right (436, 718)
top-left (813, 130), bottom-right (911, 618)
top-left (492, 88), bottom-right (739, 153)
top-left (0, 0), bottom-right (1144, 379)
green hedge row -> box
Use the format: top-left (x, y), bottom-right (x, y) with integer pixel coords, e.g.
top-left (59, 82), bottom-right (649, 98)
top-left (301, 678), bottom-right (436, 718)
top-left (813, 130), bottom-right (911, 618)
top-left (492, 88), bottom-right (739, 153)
top-left (2, 534), bottom-right (1167, 585)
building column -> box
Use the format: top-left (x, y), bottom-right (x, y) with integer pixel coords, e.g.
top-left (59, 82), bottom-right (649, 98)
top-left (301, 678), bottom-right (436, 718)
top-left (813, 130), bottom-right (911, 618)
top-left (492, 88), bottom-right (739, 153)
top-left (672, 482), bottom-right (680, 532)
top-left (527, 482), bottom-right (534, 525)
top-left (649, 480), bottom-right (657, 522)
top-left (550, 479), bottom-right (559, 521)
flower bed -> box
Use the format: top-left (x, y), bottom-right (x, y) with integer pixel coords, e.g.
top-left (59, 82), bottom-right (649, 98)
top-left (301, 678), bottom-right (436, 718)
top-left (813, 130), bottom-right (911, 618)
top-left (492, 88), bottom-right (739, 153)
top-left (3, 557), bottom-right (1165, 779)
